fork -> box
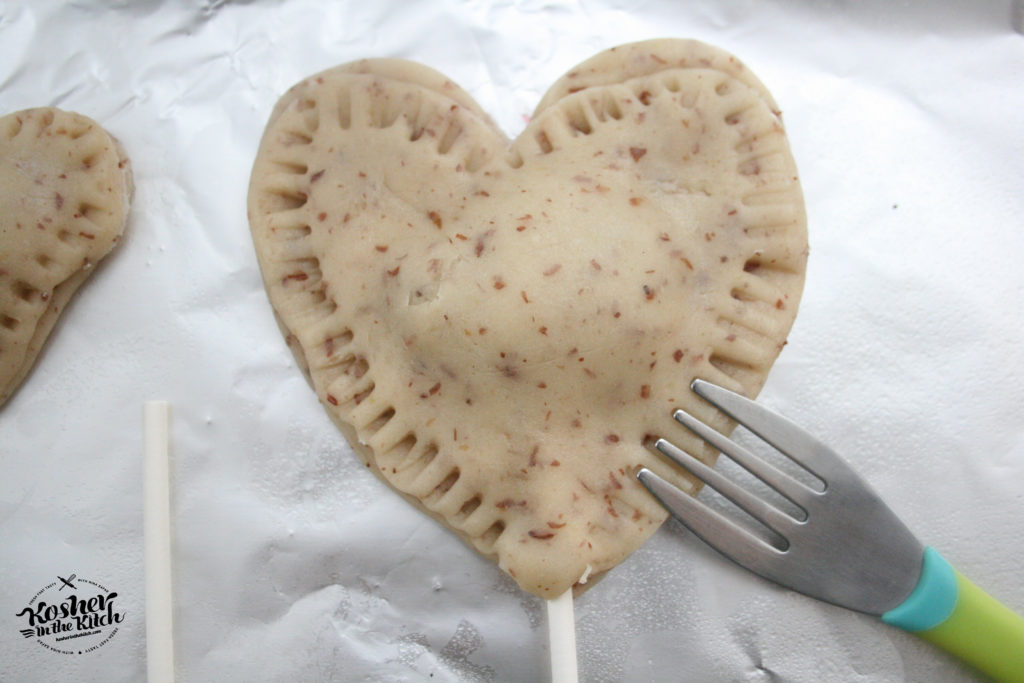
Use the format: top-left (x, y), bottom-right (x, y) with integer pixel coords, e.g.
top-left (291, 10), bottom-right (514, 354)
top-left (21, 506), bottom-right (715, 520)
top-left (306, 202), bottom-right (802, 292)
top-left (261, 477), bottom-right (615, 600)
top-left (637, 379), bottom-right (1024, 682)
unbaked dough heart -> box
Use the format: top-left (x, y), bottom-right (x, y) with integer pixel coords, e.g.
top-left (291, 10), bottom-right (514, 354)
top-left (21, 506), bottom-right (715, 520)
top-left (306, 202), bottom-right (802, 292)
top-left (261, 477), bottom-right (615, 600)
top-left (248, 39), bottom-right (807, 598)
top-left (0, 108), bottom-right (132, 408)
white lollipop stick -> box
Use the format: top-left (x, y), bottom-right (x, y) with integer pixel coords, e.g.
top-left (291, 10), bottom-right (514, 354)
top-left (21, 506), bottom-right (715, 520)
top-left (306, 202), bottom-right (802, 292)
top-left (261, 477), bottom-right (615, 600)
top-left (143, 401), bottom-right (175, 683)
top-left (547, 588), bottom-right (579, 683)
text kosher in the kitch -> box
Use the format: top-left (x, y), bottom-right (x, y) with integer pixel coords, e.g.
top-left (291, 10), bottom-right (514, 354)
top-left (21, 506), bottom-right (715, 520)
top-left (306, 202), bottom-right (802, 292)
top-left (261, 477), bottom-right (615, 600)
top-left (15, 575), bottom-right (125, 654)
top-left (19, 591), bottom-right (123, 633)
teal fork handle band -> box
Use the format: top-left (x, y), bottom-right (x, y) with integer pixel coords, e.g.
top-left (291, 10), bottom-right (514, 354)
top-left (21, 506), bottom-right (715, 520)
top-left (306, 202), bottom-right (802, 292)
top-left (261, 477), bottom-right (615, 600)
top-left (882, 547), bottom-right (957, 631)
top-left (882, 547), bottom-right (1024, 683)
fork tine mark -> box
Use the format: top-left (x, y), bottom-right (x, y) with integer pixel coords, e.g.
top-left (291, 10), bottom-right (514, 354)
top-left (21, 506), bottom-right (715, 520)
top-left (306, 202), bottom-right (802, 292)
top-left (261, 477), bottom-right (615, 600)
top-left (672, 408), bottom-right (819, 509)
top-left (637, 467), bottom-right (786, 570)
top-left (691, 379), bottom-right (842, 482)
top-left (654, 438), bottom-right (798, 536)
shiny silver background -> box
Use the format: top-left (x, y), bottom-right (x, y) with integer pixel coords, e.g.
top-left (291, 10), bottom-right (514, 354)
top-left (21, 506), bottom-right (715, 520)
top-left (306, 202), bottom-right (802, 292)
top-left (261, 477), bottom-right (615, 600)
top-left (1, 1), bottom-right (1022, 680)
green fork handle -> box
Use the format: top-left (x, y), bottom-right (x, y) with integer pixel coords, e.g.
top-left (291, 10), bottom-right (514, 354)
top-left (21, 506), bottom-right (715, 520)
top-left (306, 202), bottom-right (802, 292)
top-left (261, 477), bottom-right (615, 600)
top-left (882, 547), bottom-right (1024, 682)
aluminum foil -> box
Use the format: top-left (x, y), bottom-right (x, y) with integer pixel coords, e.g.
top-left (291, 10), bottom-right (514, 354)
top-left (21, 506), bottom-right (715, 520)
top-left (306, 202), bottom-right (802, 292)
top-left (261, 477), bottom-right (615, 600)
top-left (2, 1), bottom-right (1023, 680)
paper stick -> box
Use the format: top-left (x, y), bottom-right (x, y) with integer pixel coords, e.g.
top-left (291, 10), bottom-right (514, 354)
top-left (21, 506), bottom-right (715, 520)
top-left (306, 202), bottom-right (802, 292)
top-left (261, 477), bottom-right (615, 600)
top-left (547, 589), bottom-right (579, 683)
top-left (143, 401), bottom-right (175, 683)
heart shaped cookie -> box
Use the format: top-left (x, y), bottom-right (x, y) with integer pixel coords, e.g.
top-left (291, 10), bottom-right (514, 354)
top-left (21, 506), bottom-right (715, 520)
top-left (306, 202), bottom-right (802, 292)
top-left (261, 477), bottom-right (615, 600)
top-left (248, 39), bottom-right (807, 598)
top-left (0, 108), bottom-right (132, 408)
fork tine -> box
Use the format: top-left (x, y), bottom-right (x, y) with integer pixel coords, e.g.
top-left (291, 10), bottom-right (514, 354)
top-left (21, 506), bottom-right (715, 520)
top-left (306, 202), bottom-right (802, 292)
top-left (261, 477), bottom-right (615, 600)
top-left (637, 467), bottom-right (786, 572)
top-left (639, 380), bottom-right (931, 620)
top-left (691, 379), bottom-right (842, 481)
top-left (654, 437), bottom-right (798, 536)
top-left (672, 408), bottom-right (820, 510)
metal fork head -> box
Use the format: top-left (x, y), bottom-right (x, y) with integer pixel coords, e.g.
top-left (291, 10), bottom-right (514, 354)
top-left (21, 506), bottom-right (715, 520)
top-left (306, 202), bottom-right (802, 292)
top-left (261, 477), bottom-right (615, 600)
top-left (637, 379), bottom-right (924, 616)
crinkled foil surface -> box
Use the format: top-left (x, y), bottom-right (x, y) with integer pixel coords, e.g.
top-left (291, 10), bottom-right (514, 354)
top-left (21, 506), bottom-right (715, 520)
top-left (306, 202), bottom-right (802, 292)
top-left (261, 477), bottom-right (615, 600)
top-left (2, 1), bottom-right (1023, 681)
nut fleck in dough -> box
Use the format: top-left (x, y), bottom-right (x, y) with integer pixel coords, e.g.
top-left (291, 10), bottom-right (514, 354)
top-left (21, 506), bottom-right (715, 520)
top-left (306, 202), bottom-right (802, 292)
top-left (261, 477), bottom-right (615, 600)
top-left (0, 108), bottom-right (133, 408)
top-left (248, 39), bottom-right (808, 598)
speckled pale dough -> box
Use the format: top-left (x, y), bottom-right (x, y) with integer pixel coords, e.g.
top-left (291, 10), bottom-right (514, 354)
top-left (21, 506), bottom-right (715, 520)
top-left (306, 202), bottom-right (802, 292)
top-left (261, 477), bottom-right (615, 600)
top-left (248, 39), bottom-right (808, 598)
top-left (0, 108), bottom-right (132, 408)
